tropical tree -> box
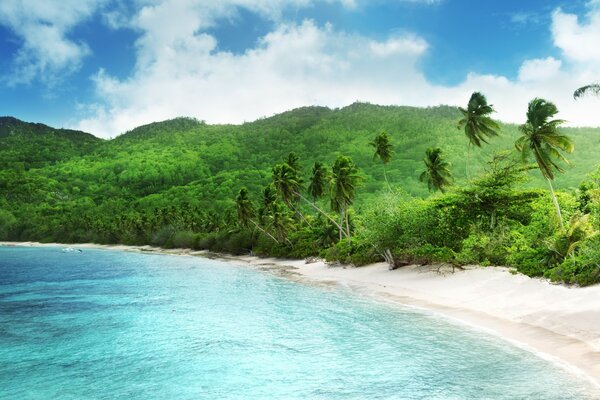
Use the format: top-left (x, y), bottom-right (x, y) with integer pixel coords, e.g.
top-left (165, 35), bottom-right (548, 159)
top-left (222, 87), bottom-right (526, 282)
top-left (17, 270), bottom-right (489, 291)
top-left (330, 155), bottom-right (361, 241)
top-left (273, 161), bottom-right (346, 237)
top-left (267, 202), bottom-right (295, 244)
top-left (515, 98), bottom-right (574, 229)
top-left (308, 162), bottom-right (327, 205)
top-left (271, 162), bottom-right (308, 224)
top-left (286, 152), bottom-right (301, 174)
top-left (369, 132), bottom-right (393, 190)
top-left (419, 147), bottom-right (452, 193)
top-left (573, 84), bottom-right (600, 99)
top-left (457, 92), bottom-right (500, 178)
top-left (235, 188), bottom-right (279, 244)
top-left (235, 188), bottom-right (255, 228)
top-left (258, 184), bottom-right (277, 225)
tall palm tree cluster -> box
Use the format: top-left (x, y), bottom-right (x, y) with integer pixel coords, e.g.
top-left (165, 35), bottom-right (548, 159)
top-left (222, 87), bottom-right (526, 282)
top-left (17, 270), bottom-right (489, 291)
top-left (237, 85), bottom-right (582, 250)
top-left (452, 91), bottom-right (575, 230)
top-left (235, 152), bottom-right (360, 244)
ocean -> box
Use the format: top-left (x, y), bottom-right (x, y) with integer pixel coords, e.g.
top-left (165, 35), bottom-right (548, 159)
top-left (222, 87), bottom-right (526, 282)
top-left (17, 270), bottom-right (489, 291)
top-left (0, 246), bottom-right (597, 399)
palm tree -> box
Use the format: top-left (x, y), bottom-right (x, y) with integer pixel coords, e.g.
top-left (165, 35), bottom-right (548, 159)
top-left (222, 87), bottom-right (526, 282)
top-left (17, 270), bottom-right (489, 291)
top-left (574, 84), bottom-right (600, 99)
top-left (419, 147), bottom-right (452, 193)
top-left (268, 202), bottom-right (295, 244)
top-left (259, 184), bottom-right (277, 224)
top-left (308, 162), bottom-right (327, 206)
top-left (515, 98), bottom-right (574, 229)
top-left (330, 156), bottom-right (360, 241)
top-left (286, 152), bottom-right (301, 174)
top-left (458, 92), bottom-right (500, 178)
top-left (271, 162), bottom-right (308, 224)
top-left (274, 161), bottom-right (346, 236)
top-left (370, 132), bottom-right (393, 190)
top-left (235, 188), bottom-right (279, 244)
top-left (235, 188), bottom-right (255, 228)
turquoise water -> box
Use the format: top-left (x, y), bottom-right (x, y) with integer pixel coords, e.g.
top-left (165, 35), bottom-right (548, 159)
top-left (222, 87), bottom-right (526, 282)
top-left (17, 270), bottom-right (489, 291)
top-left (0, 247), bottom-right (598, 399)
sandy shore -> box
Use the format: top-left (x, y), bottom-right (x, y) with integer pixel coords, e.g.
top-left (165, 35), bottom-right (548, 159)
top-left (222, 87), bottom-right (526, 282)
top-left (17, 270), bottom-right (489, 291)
top-left (2, 241), bottom-right (600, 387)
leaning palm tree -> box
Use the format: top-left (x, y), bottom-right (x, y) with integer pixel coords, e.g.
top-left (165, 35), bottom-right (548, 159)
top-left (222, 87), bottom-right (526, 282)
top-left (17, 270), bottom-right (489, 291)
top-left (515, 98), bottom-right (574, 230)
top-left (274, 161), bottom-right (346, 236)
top-left (330, 156), bottom-right (361, 241)
top-left (573, 84), bottom-right (600, 99)
top-left (369, 132), bottom-right (393, 190)
top-left (419, 147), bottom-right (452, 193)
top-left (235, 188), bottom-right (279, 244)
top-left (457, 92), bottom-right (500, 178)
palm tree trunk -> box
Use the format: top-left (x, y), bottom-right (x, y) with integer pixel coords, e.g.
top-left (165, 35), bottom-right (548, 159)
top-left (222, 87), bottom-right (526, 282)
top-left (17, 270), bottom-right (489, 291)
top-left (546, 178), bottom-right (564, 230)
top-left (345, 209), bottom-right (351, 242)
top-left (466, 145), bottom-right (471, 180)
top-left (250, 220), bottom-right (280, 244)
top-left (339, 210), bottom-right (344, 241)
top-left (295, 191), bottom-right (348, 237)
top-left (286, 200), bottom-right (311, 226)
top-left (383, 164), bottom-right (392, 192)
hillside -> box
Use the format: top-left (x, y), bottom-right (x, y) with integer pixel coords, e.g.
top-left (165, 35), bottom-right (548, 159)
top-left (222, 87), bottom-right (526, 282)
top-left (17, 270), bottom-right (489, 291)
top-left (1, 103), bottom-right (599, 245)
top-left (0, 117), bottom-right (102, 170)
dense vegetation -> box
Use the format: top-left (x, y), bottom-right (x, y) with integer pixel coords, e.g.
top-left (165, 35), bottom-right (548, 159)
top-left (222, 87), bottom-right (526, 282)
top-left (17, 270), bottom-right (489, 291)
top-left (1, 101), bottom-right (600, 285)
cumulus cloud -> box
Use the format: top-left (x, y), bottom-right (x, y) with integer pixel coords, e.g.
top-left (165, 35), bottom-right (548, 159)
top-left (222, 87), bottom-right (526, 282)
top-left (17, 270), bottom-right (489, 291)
top-left (76, 20), bottom-right (431, 136)
top-left (0, 0), bottom-right (107, 85)
top-left (77, 0), bottom-right (600, 138)
top-left (4, 0), bottom-right (595, 137)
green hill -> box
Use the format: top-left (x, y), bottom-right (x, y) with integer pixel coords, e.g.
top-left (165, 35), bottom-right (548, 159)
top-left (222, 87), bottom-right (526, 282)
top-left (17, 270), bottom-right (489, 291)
top-left (1, 103), bottom-right (599, 244)
top-left (0, 116), bottom-right (102, 170)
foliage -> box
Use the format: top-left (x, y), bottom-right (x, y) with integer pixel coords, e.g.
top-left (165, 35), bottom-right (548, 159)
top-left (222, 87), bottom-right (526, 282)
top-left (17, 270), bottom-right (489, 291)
top-left (573, 84), bottom-right (600, 99)
top-left (516, 98), bottom-right (573, 180)
top-left (419, 147), bottom-right (452, 193)
top-left (2, 105), bottom-right (600, 286)
top-left (457, 92), bottom-right (500, 147)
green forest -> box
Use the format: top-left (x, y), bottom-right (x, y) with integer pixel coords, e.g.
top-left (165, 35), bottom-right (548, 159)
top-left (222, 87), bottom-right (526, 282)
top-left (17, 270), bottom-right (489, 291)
top-left (1, 99), bottom-right (600, 285)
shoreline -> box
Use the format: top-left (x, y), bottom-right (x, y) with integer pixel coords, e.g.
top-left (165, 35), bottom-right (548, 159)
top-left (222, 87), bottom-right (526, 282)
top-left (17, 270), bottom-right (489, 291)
top-left (2, 241), bottom-right (600, 388)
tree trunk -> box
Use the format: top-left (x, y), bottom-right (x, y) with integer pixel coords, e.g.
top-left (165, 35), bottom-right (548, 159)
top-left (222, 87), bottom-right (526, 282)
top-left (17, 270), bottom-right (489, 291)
top-left (287, 200), bottom-right (311, 226)
top-left (250, 220), bottom-right (280, 244)
top-left (345, 209), bottom-right (351, 242)
top-left (546, 178), bottom-right (564, 230)
top-left (383, 164), bottom-right (392, 192)
top-left (295, 191), bottom-right (348, 238)
top-left (339, 210), bottom-right (344, 241)
top-left (466, 145), bottom-right (471, 181)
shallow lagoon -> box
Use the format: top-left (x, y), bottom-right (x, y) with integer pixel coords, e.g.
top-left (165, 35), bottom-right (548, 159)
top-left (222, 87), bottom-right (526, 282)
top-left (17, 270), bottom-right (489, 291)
top-left (1, 246), bottom-right (598, 399)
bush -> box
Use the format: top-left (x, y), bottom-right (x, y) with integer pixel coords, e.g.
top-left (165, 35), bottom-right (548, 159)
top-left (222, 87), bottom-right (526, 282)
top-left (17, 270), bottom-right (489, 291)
top-left (322, 240), bottom-right (380, 266)
top-left (172, 230), bottom-right (196, 249)
top-left (545, 236), bottom-right (600, 286)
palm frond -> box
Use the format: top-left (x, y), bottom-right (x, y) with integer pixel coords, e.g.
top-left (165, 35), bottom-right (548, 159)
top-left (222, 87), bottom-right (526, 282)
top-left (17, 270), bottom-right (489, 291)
top-left (573, 84), bottom-right (600, 99)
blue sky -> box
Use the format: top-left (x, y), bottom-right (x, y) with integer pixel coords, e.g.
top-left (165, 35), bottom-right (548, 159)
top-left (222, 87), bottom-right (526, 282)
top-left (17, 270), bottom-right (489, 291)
top-left (0, 0), bottom-right (599, 137)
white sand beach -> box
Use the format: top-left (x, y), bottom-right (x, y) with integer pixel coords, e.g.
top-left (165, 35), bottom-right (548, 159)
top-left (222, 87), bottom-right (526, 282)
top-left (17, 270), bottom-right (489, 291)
top-left (2, 241), bottom-right (600, 387)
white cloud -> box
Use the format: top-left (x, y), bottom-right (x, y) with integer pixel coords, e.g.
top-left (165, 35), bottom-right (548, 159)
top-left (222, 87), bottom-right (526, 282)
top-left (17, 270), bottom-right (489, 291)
top-left (0, 0), bottom-right (106, 85)
top-left (12, 0), bottom-right (590, 137)
top-left (76, 20), bottom-right (430, 137)
top-left (518, 57), bottom-right (562, 82)
top-left (552, 6), bottom-right (600, 65)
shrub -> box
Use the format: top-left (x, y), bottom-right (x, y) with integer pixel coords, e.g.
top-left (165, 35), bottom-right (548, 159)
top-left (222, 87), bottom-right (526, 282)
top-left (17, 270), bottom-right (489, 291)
top-left (172, 230), bottom-right (196, 249)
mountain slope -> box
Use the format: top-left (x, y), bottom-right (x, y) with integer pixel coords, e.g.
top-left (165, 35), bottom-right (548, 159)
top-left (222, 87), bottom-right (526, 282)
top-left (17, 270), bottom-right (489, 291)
top-left (0, 117), bottom-right (102, 169)
top-left (1, 103), bottom-right (599, 243)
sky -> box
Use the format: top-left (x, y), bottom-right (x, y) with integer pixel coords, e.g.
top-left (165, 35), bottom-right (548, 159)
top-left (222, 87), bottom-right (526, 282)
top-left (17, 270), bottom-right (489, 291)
top-left (0, 0), bottom-right (599, 138)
